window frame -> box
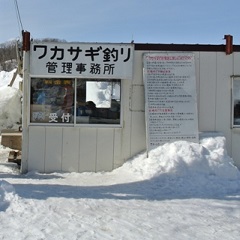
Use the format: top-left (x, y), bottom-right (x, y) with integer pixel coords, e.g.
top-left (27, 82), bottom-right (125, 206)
top-left (29, 77), bottom-right (123, 128)
top-left (232, 76), bottom-right (240, 128)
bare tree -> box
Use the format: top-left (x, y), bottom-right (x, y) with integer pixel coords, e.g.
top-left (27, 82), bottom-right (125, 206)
top-left (0, 40), bottom-right (18, 71)
top-left (0, 38), bottom-right (66, 71)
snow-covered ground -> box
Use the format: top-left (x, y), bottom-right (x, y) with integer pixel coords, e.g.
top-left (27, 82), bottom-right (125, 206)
top-left (0, 70), bottom-right (240, 239)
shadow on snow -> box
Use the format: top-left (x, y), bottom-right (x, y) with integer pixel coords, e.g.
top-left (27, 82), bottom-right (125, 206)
top-left (9, 173), bottom-right (240, 202)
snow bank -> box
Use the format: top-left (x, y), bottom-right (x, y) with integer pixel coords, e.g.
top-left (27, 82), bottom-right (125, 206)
top-left (0, 86), bottom-right (22, 131)
top-left (0, 69), bottom-right (22, 131)
top-left (0, 180), bottom-right (16, 211)
top-left (119, 134), bottom-right (240, 181)
top-left (0, 69), bottom-right (22, 89)
top-left (0, 130), bottom-right (240, 239)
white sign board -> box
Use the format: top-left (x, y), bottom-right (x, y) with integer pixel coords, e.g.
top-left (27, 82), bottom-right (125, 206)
top-left (30, 42), bottom-right (133, 79)
top-left (143, 52), bottom-right (199, 151)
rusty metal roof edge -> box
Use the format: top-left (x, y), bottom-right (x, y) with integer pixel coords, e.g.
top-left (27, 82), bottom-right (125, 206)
top-left (134, 43), bottom-right (240, 52)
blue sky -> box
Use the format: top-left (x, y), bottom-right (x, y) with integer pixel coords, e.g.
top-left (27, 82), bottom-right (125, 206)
top-left (1, 0), bottom-right (240, 44)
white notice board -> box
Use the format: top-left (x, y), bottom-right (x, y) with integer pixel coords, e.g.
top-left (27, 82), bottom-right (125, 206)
top-left (143, 52), bottom-right (199, 151)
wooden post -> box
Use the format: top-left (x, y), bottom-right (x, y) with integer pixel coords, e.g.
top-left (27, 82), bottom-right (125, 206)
top-left (22, 31), bottom-right (30, 52)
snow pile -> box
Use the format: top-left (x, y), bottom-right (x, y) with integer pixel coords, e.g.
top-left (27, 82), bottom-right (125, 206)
top-left (114, 134), bottom-right (240, 198)
top-left (0, 69), bottom-right (22, 88)
top-left (0, 180), bottom-right (16, 211)
top-left (0, 69), bottom-right (22, 131)
top-left (121, 135), bottom-right (239, 181)
top-left (0, 86), bottom-right (22, 131)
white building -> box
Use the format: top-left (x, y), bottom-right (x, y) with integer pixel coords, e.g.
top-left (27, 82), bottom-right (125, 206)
top-left (21, 32), bottom-right (240, 173)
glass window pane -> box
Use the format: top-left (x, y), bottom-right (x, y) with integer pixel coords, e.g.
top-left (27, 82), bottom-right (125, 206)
top-left (76, 79), bottom-right (121, 124)
top-left (30, 78), bottom-right (74, 124)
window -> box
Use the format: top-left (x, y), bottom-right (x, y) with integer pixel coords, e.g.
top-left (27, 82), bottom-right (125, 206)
top-left (76, 79), bottom-right (121, 124)
top-left (232, 77), bottom-right (240, 127)
top-left (30, 78), bottom-right (74, 124)
top-left (30, 78), bottom-right (121, 125)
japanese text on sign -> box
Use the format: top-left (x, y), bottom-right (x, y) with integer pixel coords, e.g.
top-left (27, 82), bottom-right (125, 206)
top-left (143, 52), bottom-right (199, 151)
top-left (32, 112), bottom-right (71, 123)
top-left (30, 43), bottom-right (133, 79)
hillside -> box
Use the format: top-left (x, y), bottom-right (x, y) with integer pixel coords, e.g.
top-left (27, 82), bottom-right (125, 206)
top-left (0, 41), bottom-right (18, 71)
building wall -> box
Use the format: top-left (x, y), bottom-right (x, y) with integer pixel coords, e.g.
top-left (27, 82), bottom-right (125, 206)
top-left (26, 51), bottom-right (147, 173)
top-left (197, 51), bottom-right (237, 166)
top-left (25, 49), bottom-right (240, 173)
top-left (196, 50), bottom-right (240, 168)
top-left (133, 50), bottom-right (240, 168)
